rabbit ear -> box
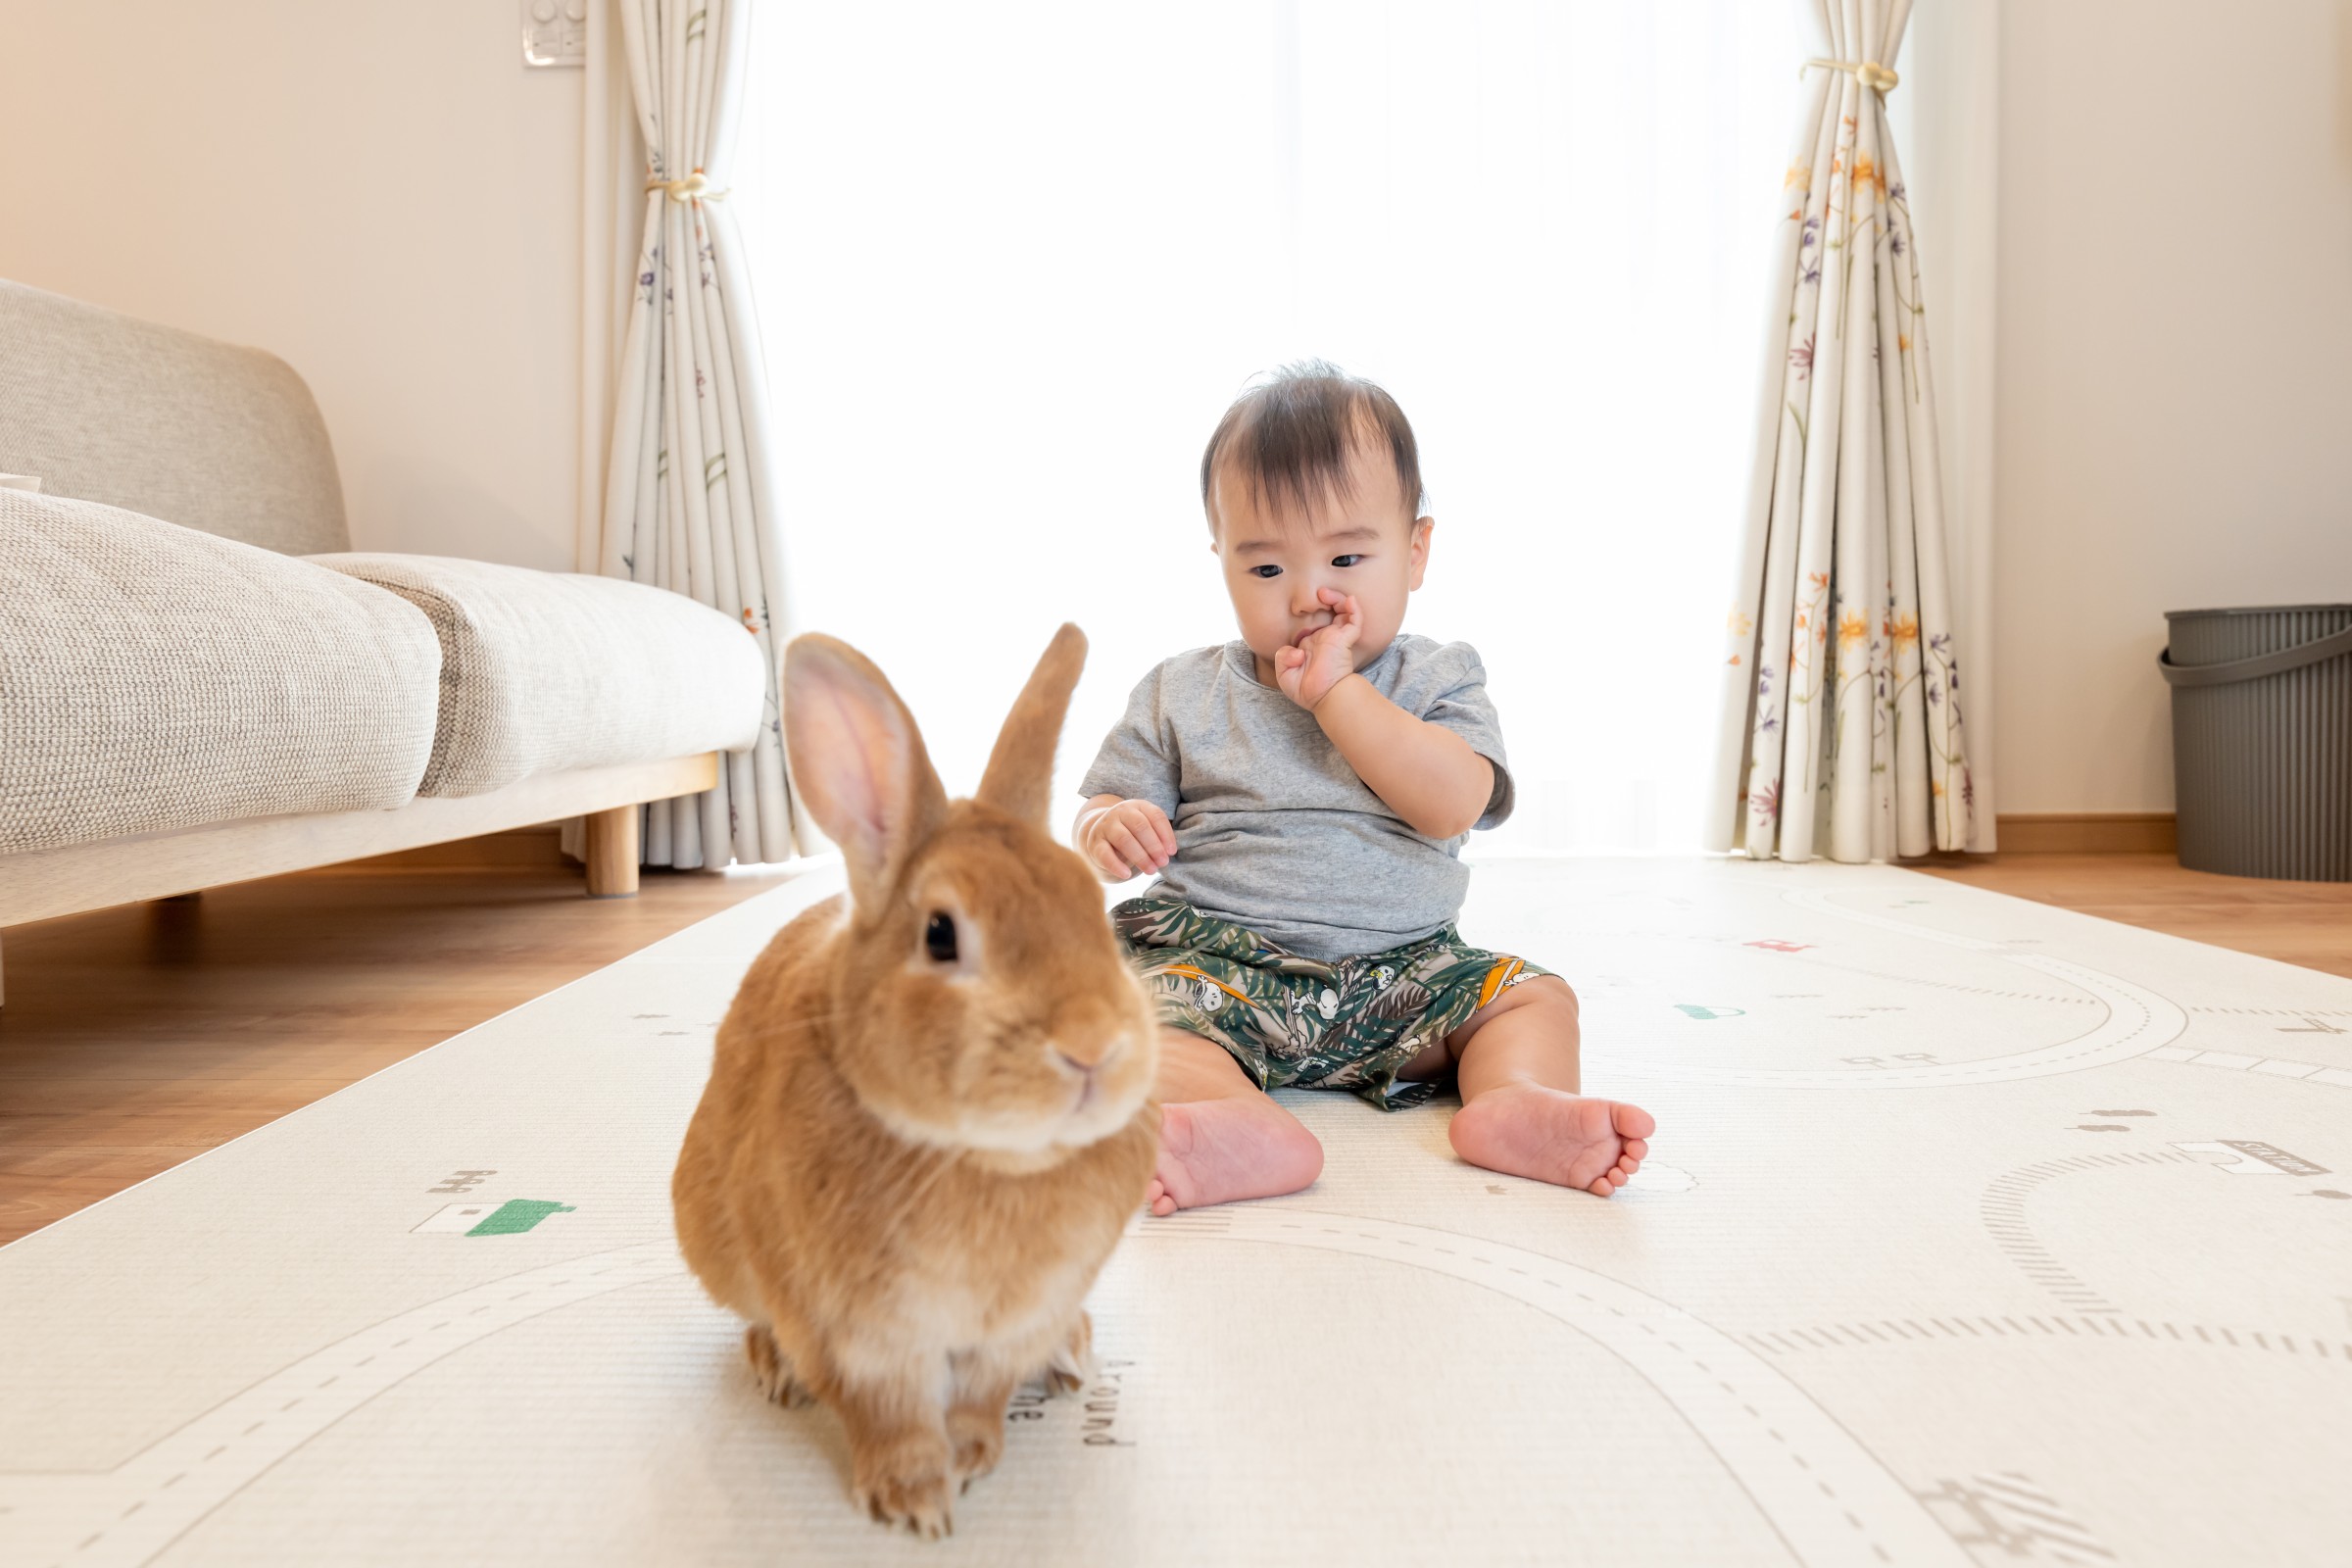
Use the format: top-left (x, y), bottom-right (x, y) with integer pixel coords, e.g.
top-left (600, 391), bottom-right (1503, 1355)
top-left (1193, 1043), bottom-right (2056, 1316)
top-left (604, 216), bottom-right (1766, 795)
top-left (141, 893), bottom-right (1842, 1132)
top-left (784, 633), bottom-right (948, 907)
top-left (975, 622), bottom-right (1087, 827)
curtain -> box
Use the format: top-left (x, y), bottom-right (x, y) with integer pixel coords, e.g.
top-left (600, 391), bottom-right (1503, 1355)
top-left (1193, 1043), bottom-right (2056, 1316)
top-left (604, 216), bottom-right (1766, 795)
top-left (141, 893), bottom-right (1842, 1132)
top-left (1706, 0), bottom-right (1977, 863)
top-left (590, 0), bottom-right (798, 868)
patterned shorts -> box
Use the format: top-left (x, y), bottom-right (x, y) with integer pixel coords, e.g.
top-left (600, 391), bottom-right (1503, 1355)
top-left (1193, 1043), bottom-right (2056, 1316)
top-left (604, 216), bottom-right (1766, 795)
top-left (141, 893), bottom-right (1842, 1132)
top-left (1111, 897), bottom-right (1553, 1111)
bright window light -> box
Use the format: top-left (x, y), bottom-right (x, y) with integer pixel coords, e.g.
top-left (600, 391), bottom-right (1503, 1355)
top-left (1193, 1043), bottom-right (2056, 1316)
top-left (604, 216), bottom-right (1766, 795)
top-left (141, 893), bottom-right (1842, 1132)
top-left (735, 1), bottom-right (1803, 853)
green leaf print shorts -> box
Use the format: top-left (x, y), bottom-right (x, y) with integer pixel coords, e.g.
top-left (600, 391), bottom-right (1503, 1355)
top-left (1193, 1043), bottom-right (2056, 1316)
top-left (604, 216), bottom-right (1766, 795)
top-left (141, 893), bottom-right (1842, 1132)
top-left (1110, 896), bottom-right (1553, 1111)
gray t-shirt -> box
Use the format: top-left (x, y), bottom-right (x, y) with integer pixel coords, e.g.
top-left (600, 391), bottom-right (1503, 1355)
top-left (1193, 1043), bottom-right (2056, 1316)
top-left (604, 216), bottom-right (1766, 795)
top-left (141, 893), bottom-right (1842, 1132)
top-left (1076, 634), bottom-right (1514, 960)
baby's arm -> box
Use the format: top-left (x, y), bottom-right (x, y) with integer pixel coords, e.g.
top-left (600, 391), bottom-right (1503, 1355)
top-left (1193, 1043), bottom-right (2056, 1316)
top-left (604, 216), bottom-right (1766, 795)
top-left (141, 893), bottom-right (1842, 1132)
top-left (1073, 795), bottom-right (1177, 882)
top-left (1279, 591), bottom-right (1492, 839)
top-left (1313, 679), bottom-right (1494, 839)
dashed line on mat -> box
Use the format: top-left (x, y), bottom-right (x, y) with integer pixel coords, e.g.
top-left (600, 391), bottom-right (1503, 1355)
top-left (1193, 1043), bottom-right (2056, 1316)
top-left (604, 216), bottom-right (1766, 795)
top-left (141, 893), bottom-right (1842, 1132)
top-left (2144, 1045), bottom-right (2352, 1088)
top-left (11, 1241), bottom-right (687, 1568)
top-left (1745, 1313), bottom-right (2352, 1363)
top-left (1143, 1206), bottom-right (1970, 1567)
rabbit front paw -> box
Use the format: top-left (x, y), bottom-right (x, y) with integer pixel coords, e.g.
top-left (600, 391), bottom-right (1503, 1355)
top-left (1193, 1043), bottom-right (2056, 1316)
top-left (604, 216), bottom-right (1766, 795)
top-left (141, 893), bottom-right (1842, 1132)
top-left (947, 1404), bottom-right (1005, 1492)
top-left (945, 1351), bottom-right (1023, 1493)
top-left (853, 1443), bottom-right (956, 1539)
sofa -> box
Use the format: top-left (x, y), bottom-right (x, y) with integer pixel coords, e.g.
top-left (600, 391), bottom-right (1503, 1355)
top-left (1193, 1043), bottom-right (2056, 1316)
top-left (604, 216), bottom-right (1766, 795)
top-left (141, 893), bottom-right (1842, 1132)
top-left (0, 278), bottom-right (768, 1002)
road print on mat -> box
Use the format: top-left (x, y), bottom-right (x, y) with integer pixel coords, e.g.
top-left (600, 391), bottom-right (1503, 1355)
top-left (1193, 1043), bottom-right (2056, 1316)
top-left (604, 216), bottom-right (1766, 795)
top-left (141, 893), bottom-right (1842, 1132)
top-left (411, 1199), bottom-right (576, 1236)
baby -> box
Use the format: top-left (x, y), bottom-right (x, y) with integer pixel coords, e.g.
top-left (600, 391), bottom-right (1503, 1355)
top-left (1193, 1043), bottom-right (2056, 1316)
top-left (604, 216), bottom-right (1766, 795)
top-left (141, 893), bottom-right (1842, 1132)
top-left (1073, 362), bottom-right (1654, 1216)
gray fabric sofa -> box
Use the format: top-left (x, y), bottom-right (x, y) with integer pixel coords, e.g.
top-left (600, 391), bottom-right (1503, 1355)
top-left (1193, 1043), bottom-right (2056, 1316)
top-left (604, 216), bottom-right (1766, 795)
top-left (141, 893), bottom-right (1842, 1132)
top-left (0, 278), bottom-right (767, 997)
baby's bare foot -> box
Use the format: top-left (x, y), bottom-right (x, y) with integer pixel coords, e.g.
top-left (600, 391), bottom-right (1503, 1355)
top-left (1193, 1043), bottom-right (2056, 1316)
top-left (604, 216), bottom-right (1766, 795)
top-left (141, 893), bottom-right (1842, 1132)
top-left (1145, 1098), bottom-right (1323, 1216)
top-left (1449, 1084), bottom-right (1655, 1197)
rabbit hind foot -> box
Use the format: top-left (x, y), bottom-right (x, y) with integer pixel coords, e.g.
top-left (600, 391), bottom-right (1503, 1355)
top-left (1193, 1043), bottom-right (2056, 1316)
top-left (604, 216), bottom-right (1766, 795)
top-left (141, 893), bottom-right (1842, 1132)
top-left (745, 1323), bottom-right (817, 1408)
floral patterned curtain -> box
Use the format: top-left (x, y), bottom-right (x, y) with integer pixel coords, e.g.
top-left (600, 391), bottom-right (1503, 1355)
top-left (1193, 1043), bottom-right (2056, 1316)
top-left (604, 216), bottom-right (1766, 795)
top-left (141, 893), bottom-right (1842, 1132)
top-left (1706, 0), bottom-right (1975, 862)
top-left (597, 0), bottom-right (798, 866)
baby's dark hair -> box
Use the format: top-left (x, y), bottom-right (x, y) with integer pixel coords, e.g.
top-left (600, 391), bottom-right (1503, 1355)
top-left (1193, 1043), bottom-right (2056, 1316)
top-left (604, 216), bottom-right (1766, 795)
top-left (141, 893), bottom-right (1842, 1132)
top-left (1199, 360), bottom-right (1426, 530)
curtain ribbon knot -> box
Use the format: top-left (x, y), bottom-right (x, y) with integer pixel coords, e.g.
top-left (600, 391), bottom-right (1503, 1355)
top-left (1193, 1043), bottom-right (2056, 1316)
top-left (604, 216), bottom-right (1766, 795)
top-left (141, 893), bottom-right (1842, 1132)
top-left (1804, 57), bottom-right (1899, 93)
top-left (645, 171), bottom-right (731, 203)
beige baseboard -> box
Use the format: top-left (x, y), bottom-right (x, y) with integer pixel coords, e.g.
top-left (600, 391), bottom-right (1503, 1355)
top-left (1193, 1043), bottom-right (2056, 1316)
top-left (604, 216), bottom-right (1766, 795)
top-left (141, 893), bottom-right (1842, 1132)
top-left (1994, 812), bottom-right (2178, 855)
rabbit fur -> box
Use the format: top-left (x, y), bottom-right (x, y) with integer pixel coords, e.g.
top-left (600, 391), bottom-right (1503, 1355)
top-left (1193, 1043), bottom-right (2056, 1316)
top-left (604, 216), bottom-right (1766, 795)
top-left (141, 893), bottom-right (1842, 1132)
top-left (672, 624), bottom-right (1160, 1539)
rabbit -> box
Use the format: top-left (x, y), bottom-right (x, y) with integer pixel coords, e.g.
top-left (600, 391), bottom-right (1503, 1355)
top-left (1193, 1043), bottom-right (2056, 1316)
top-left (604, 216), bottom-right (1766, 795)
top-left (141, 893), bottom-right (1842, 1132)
top-left (672, 622), bottom-right (1160, 1539)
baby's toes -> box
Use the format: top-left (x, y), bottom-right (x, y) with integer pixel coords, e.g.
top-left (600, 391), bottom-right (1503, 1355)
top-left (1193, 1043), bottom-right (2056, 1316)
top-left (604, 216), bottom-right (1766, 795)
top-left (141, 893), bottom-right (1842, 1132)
top-left (1587, 1173), bottom-right (1617, 1198)
top-left (1623, 1137), bottom-right (1648, 1163)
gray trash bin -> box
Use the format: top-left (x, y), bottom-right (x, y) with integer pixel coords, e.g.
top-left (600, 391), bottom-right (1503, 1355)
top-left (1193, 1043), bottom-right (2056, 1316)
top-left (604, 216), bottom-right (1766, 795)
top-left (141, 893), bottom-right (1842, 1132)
top-left (2158, 604), bottom-right (2352, 881)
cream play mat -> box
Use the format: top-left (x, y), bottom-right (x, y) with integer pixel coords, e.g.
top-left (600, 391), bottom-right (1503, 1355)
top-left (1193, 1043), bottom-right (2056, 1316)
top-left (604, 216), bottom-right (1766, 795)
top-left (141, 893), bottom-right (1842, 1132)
top-left (2, 859), bottom-right (2346, 1566)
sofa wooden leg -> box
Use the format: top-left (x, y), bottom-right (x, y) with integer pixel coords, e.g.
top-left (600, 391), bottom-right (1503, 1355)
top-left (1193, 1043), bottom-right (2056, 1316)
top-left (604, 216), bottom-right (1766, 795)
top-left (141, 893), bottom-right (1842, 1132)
top-left (584, 806), bottom-right (641, 899)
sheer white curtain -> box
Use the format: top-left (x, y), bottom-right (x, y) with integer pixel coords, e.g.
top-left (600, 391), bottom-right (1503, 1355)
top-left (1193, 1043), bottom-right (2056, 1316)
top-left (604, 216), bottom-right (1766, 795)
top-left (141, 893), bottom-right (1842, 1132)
top-left (735, 1), bottom-right (1803, 854)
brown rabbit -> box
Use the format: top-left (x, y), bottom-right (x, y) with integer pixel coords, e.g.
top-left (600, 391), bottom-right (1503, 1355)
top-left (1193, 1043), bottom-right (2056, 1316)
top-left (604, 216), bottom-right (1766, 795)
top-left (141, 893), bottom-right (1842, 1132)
top-left (672, 623), bottom-right (1159, 1539)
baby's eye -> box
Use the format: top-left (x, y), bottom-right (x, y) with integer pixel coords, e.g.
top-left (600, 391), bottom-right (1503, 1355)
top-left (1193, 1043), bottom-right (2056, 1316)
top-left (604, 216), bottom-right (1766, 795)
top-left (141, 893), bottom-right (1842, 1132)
top-left (1250, 564), bottom-right (1282, 579)
top-left (1330, 554), bottom-right (1363, 568)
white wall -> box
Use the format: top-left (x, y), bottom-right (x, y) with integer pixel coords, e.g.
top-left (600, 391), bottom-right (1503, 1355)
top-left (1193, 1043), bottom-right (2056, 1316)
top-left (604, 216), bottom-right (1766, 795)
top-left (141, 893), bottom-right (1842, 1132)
top-left (0, 2), bottom-right (584, 569)
top-left (1994, 0), bottom-right (2352, 812)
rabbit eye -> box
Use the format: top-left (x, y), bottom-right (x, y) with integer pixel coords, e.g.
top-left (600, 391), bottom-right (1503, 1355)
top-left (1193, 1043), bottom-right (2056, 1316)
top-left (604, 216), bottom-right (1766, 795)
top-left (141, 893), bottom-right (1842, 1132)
top-left (923, 911), bottom-right (959, 963)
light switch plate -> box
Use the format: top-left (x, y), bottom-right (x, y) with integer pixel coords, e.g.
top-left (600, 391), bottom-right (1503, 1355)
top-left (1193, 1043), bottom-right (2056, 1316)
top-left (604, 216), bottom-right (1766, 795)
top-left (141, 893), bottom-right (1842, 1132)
top-left (522, 0), bottom-right (587, 69)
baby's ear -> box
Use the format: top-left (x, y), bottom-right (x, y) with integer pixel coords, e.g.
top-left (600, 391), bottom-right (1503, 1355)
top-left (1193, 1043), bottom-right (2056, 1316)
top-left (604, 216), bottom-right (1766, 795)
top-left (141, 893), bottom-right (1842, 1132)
top-left (783, 634), bottom-right (948, 911)
top-left (1408, 515), bottom-right (1435, 589)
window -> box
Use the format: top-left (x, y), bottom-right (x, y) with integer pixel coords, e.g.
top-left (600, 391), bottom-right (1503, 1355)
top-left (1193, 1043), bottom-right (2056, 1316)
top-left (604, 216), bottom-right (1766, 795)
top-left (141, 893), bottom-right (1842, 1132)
top-left (736, 1), bottom-right (1803, 852)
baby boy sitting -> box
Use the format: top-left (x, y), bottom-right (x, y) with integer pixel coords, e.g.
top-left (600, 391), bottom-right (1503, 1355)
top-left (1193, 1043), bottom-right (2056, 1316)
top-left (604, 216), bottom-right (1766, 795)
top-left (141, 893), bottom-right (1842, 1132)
top-left (1073, 361), bottom-right (1654, 1215)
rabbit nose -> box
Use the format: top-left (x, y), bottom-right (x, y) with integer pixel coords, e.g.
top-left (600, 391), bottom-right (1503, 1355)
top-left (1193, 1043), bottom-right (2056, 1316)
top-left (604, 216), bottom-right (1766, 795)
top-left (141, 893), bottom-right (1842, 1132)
top-left (1054, 1028), bottom-right (1131, 1074)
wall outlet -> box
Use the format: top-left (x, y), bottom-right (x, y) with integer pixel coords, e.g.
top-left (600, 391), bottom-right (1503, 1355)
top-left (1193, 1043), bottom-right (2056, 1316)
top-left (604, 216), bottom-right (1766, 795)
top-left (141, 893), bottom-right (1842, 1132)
top-left (522, 0), bottom-right (586, 69)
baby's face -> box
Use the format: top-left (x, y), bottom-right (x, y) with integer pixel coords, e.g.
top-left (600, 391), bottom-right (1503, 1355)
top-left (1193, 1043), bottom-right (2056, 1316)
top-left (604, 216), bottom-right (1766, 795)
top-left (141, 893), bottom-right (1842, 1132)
top-left (1209, 439), bottom-right (1432, 683)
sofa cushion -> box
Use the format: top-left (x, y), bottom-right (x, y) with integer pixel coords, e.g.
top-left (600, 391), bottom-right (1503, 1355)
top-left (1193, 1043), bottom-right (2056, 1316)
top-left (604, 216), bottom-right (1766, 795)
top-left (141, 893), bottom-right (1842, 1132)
top-left (0, 279), bottom-right (349, 556)
top-left (0, 491), bottom-right (440, 856)
top-left (307, 555), bottom-right (766, 799)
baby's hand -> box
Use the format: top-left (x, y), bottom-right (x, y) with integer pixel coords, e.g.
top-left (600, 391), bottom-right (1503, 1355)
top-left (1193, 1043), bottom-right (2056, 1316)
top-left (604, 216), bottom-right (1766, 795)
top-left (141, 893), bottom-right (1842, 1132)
top-left (1080, 798), bottom-right (1176, 882)
top-left (1275, 589), bottom-right (1363, 710)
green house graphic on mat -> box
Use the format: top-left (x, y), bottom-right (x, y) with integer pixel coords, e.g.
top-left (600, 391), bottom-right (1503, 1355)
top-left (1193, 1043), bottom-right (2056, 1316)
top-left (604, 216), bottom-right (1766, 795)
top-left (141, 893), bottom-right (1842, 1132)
top-left (412, 1200), bottom-right (575, 1236)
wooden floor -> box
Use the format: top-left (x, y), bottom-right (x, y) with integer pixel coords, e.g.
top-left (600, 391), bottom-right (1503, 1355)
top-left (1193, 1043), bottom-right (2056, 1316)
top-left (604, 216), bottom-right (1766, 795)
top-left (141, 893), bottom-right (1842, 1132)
top-left (2, 852), bottom-right (2347, 1249)
top-left (1913, 853), bottom-right (2352, 980)
top-left (0, 862), bottom-right (800, 1247)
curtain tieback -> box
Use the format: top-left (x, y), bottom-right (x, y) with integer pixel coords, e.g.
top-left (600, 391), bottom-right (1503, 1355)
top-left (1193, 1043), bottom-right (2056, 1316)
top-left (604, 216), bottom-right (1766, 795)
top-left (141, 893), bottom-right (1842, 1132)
top-left (645, 172), bottom-right (731, 203)
top-left (1803, 57), bottom-right (1900, 93)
